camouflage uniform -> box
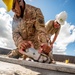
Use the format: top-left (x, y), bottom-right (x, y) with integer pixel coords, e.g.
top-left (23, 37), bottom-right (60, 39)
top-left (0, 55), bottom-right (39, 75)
top-left (46, 20), bottom-right (61, 38)
top-left (9, 4), bottom-right (48, 58)
top-left (45, 20), bottom-right (61, 62)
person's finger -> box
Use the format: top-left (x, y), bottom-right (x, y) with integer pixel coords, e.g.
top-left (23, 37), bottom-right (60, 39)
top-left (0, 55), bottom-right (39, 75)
top-left (19, 45), bottom-right (24, 50)
top-left (21, 43), bottom-right (26, 48)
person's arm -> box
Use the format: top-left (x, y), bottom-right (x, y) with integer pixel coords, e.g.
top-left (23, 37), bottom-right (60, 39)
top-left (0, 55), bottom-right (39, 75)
top-left (50, 34), bottom-right (58, 47)
top-left (34, 8), bottom-right (52, 54)
top-left (12, 18), bottom-right (23, 48)
top-left (12, 17), bottom-right (33, 52)
top-left (50, 26), bottom-right (61, 47)
top-left (35, 8), bottom-right (48, 44)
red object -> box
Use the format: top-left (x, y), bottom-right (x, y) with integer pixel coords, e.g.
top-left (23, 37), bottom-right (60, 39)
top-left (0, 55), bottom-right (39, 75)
top-left (39, 44), bottom-right (52, 54)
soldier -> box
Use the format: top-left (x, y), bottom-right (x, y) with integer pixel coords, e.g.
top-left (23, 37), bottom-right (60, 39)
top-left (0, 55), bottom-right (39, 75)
top-left (2, 0), bottom-right (51, 61)
top-left (45, 11), bottom-right (67, 63)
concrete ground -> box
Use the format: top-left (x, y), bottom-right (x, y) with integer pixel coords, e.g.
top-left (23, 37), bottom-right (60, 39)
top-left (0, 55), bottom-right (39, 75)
top-left (0, 61), bottom-right (74, 75)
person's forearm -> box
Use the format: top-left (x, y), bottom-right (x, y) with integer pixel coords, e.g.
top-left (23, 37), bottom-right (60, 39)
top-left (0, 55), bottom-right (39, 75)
top-left (13, 32), bottom-right (23, 47)
top-left (51, 35), bottom-right (58, 44)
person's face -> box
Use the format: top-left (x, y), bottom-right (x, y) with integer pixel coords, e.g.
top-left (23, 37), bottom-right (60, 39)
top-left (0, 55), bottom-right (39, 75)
top-left (54, 21), bottom-right (60, 28)
top-left (12, 0), bottom-right (25, 17)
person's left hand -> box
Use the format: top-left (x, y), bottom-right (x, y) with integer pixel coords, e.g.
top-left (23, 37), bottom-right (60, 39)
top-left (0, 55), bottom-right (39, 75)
top-left (39, 43), bottom-right (52, 54)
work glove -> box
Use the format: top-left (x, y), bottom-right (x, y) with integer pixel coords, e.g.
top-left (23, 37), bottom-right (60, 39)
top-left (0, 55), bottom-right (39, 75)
top-left (39, 43), bottom-right (52, 55)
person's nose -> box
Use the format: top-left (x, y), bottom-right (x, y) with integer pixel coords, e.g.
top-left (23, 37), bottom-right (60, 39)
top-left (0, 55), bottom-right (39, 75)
top-left (12, 8), bottom-right (18, 12)
top-left (57, 24), bottom-right (60, 27)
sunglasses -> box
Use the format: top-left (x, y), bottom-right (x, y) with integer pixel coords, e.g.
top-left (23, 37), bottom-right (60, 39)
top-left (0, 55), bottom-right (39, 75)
top-left (56, 21), bottom-right (60, 25)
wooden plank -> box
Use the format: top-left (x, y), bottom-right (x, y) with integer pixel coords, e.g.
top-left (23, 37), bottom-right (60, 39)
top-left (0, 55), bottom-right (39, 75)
top-left (0, 48), bottom-right (75, 64)
top-left (0, 56), bottom-right (75, 74)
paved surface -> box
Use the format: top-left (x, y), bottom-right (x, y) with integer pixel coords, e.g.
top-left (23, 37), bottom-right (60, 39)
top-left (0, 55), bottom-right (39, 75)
top-left (0, 61), bottom-right (74, 75)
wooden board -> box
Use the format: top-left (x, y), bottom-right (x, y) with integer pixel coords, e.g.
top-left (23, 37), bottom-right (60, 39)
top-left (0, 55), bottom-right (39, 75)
top-left (0, 56), bottom-right (75, 74)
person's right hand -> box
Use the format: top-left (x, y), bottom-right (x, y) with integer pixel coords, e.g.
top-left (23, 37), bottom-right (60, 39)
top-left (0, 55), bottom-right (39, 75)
top-left (18, 40), bottom-right (33, 50)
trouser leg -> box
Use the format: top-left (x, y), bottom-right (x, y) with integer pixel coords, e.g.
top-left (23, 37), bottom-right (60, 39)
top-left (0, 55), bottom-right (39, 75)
top-left (8, 48), bottom-right (22, 59)
top-left (8, 48), bottom-right (29, 59)
top-left (48, 51), bottom-right (54, 61)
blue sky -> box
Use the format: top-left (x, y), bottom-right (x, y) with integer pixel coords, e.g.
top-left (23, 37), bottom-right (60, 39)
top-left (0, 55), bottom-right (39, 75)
top-left (0, 0), bottom-right (75, 56)
top-left (23, 0), bottom-right (75, 56)
top-left (25, 0), bottom-right (75, 25)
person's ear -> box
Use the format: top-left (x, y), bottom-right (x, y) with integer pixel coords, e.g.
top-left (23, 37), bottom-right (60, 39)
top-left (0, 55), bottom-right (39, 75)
top-left (19, 0), bottom-right (25, 9)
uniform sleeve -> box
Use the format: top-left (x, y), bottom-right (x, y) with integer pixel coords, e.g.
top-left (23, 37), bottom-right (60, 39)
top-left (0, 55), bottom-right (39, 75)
top-left (35, 8), bottom-right (45, 32)
top-left (45, 20), bottom-right (53, 35)
top-left (12, 18), bottom-right (23, 47)
top-left (34, 8), bottom-right (48, 44)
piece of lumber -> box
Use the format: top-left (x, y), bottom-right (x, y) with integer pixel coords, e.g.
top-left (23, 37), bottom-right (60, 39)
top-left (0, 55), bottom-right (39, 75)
top-left (0, 56), bottom-right (75, 74)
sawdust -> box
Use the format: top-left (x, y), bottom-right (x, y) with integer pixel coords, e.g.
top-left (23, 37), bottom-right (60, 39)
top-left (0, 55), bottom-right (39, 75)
top-left (0, 61), bottom-right (40, 75)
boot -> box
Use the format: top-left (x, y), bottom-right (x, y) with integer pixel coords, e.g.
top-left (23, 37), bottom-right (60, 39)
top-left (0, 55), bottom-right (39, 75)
top-left (7, 49), bottom-right (22, 59)
top-left (22, 54), bottom-right (29, 60)
top-left (48, 51), bottom-right (56, 64)
top-left (50, 59), bottom-right (56, 64)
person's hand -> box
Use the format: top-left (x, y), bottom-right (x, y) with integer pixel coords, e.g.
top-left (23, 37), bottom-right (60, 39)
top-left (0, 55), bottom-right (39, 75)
top-left (39, 43), bottom-right (52, 54)
top-left (18, 40), bottom-right (34, 50)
